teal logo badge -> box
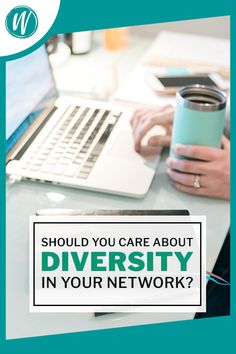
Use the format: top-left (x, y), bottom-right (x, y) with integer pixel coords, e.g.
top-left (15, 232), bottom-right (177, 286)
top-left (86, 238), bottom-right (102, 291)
top-left (5, 5), bottom-right (38, 39)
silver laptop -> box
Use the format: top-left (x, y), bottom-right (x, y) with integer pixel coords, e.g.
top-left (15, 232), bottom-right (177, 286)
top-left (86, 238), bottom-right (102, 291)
top-left (6, 45), bottom-right (160, 198)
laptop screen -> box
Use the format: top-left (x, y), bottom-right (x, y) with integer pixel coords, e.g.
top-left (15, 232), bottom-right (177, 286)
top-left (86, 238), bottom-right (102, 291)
top-left (6, 45), bottom-right (57, 152)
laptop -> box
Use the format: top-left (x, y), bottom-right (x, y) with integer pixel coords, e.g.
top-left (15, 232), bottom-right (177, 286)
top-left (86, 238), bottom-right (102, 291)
top-left (6, 45), bottom-right (161, 198)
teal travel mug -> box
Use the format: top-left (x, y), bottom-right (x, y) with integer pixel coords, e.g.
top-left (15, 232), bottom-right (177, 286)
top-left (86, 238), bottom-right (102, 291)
top-left (170, 85), bottom-right (227, 159)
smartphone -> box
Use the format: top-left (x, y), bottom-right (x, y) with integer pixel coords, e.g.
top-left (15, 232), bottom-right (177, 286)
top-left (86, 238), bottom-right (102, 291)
top-left (146, 73), bottom-right (226, 95)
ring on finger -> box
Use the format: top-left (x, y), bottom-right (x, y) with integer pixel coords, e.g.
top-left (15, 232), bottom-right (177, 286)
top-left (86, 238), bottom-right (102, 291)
top-left (193, 175), bottom-right (201, 189)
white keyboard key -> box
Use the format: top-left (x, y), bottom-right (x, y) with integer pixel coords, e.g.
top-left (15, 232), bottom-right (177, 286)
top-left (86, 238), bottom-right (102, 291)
top-left (78, 172), bottom-right (89, 179)
top-left (50, 152), bottom-right (61, 159)
top-left (61, 158), bottom-right (71, 164)
top-left (52, 164), bottom-right (67, 175)
top-left (59, 143), bottom-right (67, 148)
top-left (74, 158), bottom-right (83, 164)
top-left (33, 160), bottom-right (44, 167)
top-left (64, 153), bottom-right (74, 159)
top-left (47, 158), bottom-right (57, 165)
top-left (55, 148), bottom-right (64, 153)
top-left (41, 164), bottom-right (54, 173)
top-left (29, 165), bottom-right (40, 171)
top-left (64, 164), bottom-right (78, 177)
top-left (21, 161), bottom-right (30, 169)
top-left (80, 166), bottom-right (90, 173)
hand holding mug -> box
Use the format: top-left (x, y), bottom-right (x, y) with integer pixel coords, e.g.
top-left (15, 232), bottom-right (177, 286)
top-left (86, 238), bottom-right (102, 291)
top-left (167, 136), bottom-right (230, 200)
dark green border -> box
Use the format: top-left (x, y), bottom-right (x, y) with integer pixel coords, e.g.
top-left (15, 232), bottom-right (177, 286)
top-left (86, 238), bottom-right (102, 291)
top-left (1, 0), bottom-right (235, 352)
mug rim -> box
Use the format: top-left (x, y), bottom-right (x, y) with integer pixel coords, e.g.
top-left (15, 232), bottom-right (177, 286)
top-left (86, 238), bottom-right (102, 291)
top-left (177, 84), bottom-right (227, 112)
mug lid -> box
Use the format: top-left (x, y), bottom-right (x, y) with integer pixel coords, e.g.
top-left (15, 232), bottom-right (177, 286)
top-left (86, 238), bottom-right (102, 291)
top-left (177, 85), bottom-right (227, 112)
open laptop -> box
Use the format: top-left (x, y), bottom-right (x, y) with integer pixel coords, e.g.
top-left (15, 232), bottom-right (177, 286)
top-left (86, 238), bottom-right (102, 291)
top-left (6, 45), bottom-right (161, 198)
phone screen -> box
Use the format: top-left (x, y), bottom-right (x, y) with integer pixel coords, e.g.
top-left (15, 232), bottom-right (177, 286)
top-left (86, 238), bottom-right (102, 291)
top-left (156, 75), bottom-right (217, 88)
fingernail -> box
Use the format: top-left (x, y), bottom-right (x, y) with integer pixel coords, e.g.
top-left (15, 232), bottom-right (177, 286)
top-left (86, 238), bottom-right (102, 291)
top-left (172, 144), bottom-right (183, 153)
top-left (166, 157), bottom-right (175, 166)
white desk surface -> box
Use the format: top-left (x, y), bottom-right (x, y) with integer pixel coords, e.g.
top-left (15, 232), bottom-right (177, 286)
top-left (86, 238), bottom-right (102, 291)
top-left (6, 33), bottom-right (230, 339)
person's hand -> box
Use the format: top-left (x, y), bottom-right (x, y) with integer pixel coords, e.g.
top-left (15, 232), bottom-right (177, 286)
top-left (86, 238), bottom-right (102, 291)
top-left (130, 105), bottom-right (174, 152)
top-left (166, 136), bottom-right (230, 200)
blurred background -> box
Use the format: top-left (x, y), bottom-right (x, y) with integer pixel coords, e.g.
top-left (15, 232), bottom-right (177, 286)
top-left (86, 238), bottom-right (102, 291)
top-left (46, 16), bottom-right (230, 104)
top-left (130, 16), bottom-right (230, 38)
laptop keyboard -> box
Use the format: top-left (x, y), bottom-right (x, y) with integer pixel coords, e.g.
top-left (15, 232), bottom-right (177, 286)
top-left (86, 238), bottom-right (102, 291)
top-left (22, 105), bottom-right (121, 180)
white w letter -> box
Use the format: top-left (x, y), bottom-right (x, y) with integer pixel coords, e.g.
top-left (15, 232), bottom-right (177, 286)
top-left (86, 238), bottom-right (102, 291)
top-left (13, 11), bottom-right (32, 35)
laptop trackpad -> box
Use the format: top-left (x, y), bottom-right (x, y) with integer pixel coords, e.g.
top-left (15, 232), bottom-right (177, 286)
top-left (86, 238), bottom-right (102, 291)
top-left (108, 131), bottom-right (162, 162)
top-left (108, 131), bottom-right (138, 159)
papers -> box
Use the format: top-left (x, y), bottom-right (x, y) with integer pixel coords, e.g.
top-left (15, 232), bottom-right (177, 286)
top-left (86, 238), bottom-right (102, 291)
top-left (144, 31), bottom-right (230, 70)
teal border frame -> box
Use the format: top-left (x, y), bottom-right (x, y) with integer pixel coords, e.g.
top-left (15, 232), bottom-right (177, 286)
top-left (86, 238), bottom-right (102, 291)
top-left (0, 0), bottom-right (235, 352)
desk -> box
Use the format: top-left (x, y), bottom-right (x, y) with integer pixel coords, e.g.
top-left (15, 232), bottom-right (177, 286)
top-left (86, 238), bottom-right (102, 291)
top-left (6, 34), bottom-right (230, 339)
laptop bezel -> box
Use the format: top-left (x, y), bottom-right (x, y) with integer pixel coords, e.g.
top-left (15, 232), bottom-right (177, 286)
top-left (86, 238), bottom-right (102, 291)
top-left (6, 44), bottom-right (59, 164)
